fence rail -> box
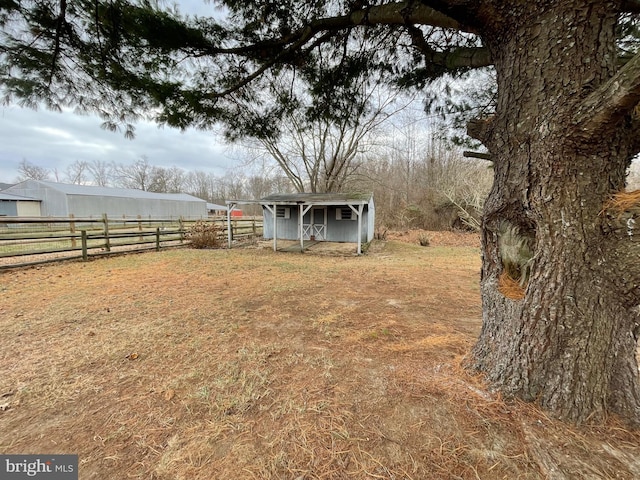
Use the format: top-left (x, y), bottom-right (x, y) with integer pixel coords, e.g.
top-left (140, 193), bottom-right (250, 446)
top-left (0, 215), bottom-right (263, 269)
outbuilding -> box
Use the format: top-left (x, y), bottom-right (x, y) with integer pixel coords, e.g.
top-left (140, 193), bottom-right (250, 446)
top-left (208, 202), bottom-right (242, 217)
top-left (227, 192), bottom-right (375, 254)
top-left (4, 180), bottom-right (207, 219)
top-left (0, 192), bottom-right (42, 216)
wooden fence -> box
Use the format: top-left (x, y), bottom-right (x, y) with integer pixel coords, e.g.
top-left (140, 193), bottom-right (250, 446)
top-left (0, 215), bottom-right (263, 269)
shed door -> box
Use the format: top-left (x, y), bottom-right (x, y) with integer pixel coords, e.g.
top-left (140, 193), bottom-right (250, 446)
top-left (303, 207), bottom-right (327, 240)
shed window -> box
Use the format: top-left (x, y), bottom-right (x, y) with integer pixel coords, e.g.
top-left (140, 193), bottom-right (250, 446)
top-left (336, 207), bottom-right (356, 221)
top-left (276, 207), bottom-right (291, 219)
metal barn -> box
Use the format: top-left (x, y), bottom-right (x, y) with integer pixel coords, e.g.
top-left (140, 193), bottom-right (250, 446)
top-left (4, 180), bottom-right (207, 218)
top-left (228, 192), bottom-right (375, 254)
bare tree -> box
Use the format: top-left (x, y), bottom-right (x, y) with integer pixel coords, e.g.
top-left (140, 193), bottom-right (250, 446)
top-left (240, 75), bottom-right (411, 193)
top-left (114, 157), bottom-right (153, 191)
top-left (164, 166), bottom-right (187, 193)
top-left (87, 160), bottom-right (114, 187)
top-left (64, 160), bottom-right (89, 184)
top-left (354, 117), bottom-right (493, 230)
top-left (16, 159), bottom-right (50, 181)
top-left (184, 170), bottom-right (215, 201)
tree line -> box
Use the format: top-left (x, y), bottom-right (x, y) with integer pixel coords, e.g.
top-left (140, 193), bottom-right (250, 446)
top-left (14, 131), bottom-right (493, 230)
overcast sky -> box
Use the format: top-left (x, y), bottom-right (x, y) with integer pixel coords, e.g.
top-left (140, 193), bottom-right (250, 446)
top-left (0, 104), bottom-right (238, 184)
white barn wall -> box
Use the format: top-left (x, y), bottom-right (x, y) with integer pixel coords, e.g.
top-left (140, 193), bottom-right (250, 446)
top-left (66, 195), bottom-right (206, 219)
top-left (6, 180), bottom-right (207, 218)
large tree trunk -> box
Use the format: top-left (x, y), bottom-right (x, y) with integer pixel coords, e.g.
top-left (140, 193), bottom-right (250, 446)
top-left (470, 1), bottom-right (640, 423)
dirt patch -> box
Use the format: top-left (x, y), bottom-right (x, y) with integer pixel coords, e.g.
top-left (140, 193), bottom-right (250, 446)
top-left (387, 228), bottom-right (480, 247)
top-left (1, 236), bottom-right (639, 479)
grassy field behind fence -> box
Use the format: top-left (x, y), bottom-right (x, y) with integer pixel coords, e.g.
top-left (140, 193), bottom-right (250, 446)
top-left (0, 216), bottom-right (263, 267)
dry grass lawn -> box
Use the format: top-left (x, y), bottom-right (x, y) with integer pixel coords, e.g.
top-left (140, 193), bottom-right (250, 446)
top-left (1, 231), bottom-right (640, 479)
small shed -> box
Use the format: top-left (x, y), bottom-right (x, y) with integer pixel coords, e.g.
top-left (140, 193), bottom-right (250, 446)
top-left (228, 192), bottom-right (375, 254)
top-left (4, 180), bottom-right (207, 219)
top-left (208, 202), bottom-right (242, 217)
top-left (0, 192), bottom-right (42, 216)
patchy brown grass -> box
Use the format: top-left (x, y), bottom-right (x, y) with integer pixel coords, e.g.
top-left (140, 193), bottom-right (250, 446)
top-left (1, 233), bottom-right (640, 479)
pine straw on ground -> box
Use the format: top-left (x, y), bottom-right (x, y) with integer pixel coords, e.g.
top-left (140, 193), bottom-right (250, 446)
top-left (497, 272), bottom-right (526, 300)
top-left (1, 236), bottom-right (640, 479)
top-left (603, 189), bottom-right (640, 213)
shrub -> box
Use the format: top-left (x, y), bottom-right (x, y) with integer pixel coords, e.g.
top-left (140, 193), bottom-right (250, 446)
top-left (187, 221), bottom-right (221, 249)
top-left (374, 227), bottom-right (388, 240)
top-left (418, 233), bottom-right (430, 247)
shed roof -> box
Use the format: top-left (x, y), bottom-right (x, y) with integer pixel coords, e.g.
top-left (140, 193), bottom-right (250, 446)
top-left (16, 180), bottom-right (205, 203)
top-left (260, 192), bottom-right (373, 205)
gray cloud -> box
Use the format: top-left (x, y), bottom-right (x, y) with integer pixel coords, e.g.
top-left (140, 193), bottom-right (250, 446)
top-left (0, 105), bottom-right (237, 184)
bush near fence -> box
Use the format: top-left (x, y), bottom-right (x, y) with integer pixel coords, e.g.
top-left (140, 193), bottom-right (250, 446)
top-left (0, 215), bottom-right (263, 268)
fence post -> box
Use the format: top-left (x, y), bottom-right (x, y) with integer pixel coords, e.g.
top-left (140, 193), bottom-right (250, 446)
top-left (81, 230), bottom-right (88, 261)
top-left (138, 214), bottom-right (144, 241)
top-left (102, 214), bottom-right (111, 252)
top-left (69, 214), bottom-right (77, 248)
top-left (156, 227), bottom-right (161, 251)
top-left (179, 217), bottom-right (185, 243)
top-left (252, 219), bottom-right (257, 236)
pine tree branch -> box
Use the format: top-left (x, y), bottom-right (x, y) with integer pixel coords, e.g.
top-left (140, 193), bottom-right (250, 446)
top-left (49, 0), bottom-right (68, 87)
top-left (571, 50), bottom-right (640, 139)
top-left (467, 116), bottom-right (494, 144)
top-left (207, 1), bottom-right (469, 58)
top-left (407, 25), bottom-right (491, 69)
top-left (622, 0), bottom-right (640, 13)
top-left (421, 0), bottom-right (481, 28)
top-left (198, 2), bottom-right (471, 99)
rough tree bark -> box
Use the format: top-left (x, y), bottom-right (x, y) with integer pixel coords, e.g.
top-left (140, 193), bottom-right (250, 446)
top-left (470, 1), bottom-right (640, 424)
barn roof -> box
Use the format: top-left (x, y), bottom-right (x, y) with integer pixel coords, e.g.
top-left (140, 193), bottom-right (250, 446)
top-left (207, 202), bottom-right (227, 210)
top-left (16, 180), bottom-right (205, 203)
top-left (259, 192), bottom-right (373, 205)
top-left (0, 192), bottom-right (40, 201)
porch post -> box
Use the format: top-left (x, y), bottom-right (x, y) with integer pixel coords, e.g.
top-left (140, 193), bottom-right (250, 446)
top-left (272, 203), bottom-right (277, 252)
top-left (300, 204), bottom-right (313, 252)
top-left (357, 204), bottom-right (364, 254)
top-left (349, 203), bottom-right (365, 255)
top-left (299, 204), bottom-right (304, 251)
top-left (262, 204), bottom-right (276, 251)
